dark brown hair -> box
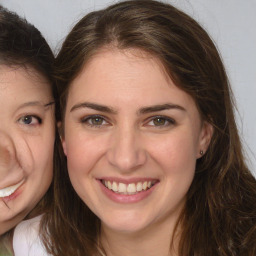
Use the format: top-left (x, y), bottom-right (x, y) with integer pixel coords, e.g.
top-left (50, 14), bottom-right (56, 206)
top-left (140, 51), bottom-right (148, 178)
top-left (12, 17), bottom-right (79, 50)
top-left (42, 1), bottom-right (256, 255)
top-left (0, 4), bottom-right (60, 233)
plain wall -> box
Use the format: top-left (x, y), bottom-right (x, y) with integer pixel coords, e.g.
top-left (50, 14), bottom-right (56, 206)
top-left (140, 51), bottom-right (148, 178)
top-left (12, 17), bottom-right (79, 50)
top-left (1, 0), bottom-right (255, 175)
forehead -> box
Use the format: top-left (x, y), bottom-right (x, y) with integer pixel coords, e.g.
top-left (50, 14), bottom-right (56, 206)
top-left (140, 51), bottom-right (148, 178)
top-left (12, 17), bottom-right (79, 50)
top-left (72, 48), bottom-right (167, 82)
top-left (71, 49), bottom-right (168, 95)
top-left (0, 64), bottom-right (52, 99)
top-left (68, 49), bottom-right (196, 110)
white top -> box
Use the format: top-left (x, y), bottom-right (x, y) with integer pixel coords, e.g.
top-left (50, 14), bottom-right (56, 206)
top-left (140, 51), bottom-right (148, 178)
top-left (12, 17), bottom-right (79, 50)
top-left (13, 215), bottom-right (50, 256)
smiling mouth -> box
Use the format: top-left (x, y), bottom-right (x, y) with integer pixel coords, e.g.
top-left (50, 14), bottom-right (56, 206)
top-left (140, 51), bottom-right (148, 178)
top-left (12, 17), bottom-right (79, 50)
top-left (101, 180), bottom-right (158, 195)
top-left (0, 179), bottom-right (25, 198)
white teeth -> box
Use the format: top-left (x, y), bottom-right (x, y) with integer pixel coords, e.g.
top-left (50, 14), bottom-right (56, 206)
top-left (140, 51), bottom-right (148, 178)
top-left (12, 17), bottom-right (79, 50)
top-left (107, 181), bottom-right (112, 190)
top-left (112, 182), bottom-right (118, 192)
top-left (127, 183), bottom-right (136, 193)
top-left (102, 180), bottom-right (155, 194)
top-left (118, 183), bottom-right (126, 193)
top-left (136, 182), bottom-right (143, 192)
top-left (142, 181), bottom-right (147, 190)
top-left (0, 179), bottom-right (24, 198)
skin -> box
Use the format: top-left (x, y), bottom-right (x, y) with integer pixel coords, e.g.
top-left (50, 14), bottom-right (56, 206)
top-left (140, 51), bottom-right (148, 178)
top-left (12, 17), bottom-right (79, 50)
top-left (0, 65), bottom-right (55, 235)
top-left (62, 49), bottom-right (213, 256)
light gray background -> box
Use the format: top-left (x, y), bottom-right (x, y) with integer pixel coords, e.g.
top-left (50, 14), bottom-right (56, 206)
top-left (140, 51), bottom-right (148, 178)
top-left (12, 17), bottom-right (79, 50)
top-left (1, 0), bottom-right (255, 175)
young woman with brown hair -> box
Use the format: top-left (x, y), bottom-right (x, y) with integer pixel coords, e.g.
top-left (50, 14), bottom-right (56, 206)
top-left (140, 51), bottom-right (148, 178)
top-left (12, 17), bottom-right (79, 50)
top-left (38, 1), bottom-right (255, 255)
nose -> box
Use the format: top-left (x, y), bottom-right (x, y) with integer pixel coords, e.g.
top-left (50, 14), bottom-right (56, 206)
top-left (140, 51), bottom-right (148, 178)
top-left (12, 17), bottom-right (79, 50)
top-left (0, 132), bottom-right (18, 180)
top-left (107, 126), bottom-right (147, 172)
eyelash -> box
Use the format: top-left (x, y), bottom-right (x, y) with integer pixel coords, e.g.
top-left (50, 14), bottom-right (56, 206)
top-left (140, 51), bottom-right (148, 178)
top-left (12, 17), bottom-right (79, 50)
top-left (80, 115), bottom-right (175, 128)
top-left (145, 116), bottom-right (176, 128)
top-left (18, 115), bottom-right (42, 126)
top-left (81, 115), bottom-right (109, 128)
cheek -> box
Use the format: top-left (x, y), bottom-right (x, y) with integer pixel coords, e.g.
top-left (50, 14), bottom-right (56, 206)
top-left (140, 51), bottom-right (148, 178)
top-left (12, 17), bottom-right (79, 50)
top-left (65, 133), bottom-right (104, 176)
top-left (32, 141), bottom-right (54, 177)
top-left (148, 131), bottom-right (198, 175)
top-left (150, 134), bottom-right (197, 207)
top-left (24, 125), bottom-right (55, 175)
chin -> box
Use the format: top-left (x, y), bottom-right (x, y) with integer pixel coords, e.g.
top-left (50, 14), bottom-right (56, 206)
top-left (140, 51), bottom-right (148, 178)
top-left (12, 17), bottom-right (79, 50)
top-left (101, 213), bottom-right (151, 234)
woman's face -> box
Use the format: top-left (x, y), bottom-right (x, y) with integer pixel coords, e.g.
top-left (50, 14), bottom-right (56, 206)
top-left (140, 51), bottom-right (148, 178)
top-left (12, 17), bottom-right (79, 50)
top-left (62, 49), bottom-right (212, 234)
top-left (0, 65), bottom-right (55, 234)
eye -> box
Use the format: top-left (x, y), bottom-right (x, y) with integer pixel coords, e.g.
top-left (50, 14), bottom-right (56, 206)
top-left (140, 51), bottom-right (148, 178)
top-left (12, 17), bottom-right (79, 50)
top-left (18, 115), bottom-right (42, 126)
top-left (81, 115), bottom-right (109, 128)
top-left (146, 116), bottom-right (175, 127)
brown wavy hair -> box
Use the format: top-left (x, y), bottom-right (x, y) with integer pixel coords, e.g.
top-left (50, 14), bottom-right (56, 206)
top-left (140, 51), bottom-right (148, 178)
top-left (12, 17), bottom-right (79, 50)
top-left (41, 1), bottom-right (256, 255)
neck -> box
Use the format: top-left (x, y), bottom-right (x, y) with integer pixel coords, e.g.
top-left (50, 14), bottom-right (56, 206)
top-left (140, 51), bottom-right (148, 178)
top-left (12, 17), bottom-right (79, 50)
top-left (100, 215), bottom-right (181, 256)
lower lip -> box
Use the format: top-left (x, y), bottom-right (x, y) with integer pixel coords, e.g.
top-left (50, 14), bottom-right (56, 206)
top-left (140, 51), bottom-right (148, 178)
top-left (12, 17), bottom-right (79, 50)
top-left (1, 182), bottom-right (24, 203)
top-left (98, 180), bottom-right (158, 204)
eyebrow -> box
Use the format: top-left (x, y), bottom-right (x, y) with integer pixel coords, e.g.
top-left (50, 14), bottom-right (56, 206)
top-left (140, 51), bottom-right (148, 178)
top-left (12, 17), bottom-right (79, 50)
top-left (138, 103), bottom-right (186, 114)
top-left (70, 102), bottom-right (185, 115)
top-left (70, 102), bottom-right (117, 114)
top-left (18, 101), bottom-right (55, 109)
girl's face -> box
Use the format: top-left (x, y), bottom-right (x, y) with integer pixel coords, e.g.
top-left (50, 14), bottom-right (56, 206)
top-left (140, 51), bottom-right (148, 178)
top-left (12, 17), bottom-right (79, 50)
top-left (0, 65), bottom-right (55, 234)
top-left (62, 49), bottom-right (212, 234)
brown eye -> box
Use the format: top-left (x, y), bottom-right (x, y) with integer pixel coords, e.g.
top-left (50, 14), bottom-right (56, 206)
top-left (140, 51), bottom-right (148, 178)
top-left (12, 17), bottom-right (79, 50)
top-left (153, 117), bottom-right (167, 126)
top-left (90, 117), bottom-right (104, 126)
top-left (146, 116), bottom-right (175, 128)
top-left (81, 115), bottom-right (109, 128)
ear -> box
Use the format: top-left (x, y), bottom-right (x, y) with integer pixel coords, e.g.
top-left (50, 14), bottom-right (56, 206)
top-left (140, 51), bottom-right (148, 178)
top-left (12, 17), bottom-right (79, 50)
top-left (197, 121), bottom-right (213, 159)
top-left (57, 121), bottom-right (67, 156)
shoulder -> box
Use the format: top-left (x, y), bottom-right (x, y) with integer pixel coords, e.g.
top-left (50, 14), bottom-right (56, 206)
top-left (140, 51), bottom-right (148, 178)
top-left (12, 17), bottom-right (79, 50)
top-left (13, 215), bottom-right (49, 256)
